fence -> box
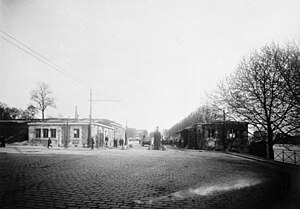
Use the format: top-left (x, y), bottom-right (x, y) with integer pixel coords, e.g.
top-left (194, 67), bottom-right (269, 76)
top-left (274, 149), bottom-right (300, 165)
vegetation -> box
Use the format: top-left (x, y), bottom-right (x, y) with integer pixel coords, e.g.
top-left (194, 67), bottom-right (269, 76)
top-left (168, 104), bottom-right (224, 137)
top-left (30, 82), bottom-right (56, 121)
top-left (0, 102), bottom-right (37, 120)
top-left (168, 43), bottom-right (300, 159)
top-left (213, 43), bottom-right (300, 159)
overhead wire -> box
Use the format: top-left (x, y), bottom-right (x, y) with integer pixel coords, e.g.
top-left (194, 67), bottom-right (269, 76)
top-left (0, 29), bottom-right (88, 88)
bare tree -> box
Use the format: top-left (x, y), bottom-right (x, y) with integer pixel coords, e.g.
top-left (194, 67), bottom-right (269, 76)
top-left (30, 82), bottom-right (56, 121)
top-left (168, 104), bottom-right (223, 137)
top-left (277, 44), bottom-right (300, 131)
top-left (215, 43), bottom-right (300, 159)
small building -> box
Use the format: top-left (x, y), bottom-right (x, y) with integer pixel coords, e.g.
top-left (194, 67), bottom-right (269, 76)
top-left (176, 126), bottom-right (193, 149)
top-left (177, 121), bottom-right (248, 152)
top-left (28, 119), bottom-right (114, 147)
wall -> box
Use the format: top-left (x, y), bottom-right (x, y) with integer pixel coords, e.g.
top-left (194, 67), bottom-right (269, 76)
top-left (28, 124), bottom-right (62, 146)
top-left (0, 121), bottom-right (29, 143)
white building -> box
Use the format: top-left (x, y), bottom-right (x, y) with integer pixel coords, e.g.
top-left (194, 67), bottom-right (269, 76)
top-left (28, 119), bottom-right (115, 147)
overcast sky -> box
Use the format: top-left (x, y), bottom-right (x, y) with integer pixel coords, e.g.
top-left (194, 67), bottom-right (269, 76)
top-left (1, 0), bottom-right (300, 131)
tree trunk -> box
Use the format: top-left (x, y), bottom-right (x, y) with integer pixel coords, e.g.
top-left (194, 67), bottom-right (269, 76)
top-left (267, 129), bottom-right (274, 160)
top-left (42, 110), bottom-right (44, 121)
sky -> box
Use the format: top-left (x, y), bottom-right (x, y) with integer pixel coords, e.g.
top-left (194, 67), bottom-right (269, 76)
top-left (1, 0), bottom-right (300, 132)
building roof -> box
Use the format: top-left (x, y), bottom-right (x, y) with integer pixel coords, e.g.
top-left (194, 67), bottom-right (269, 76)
top-left (195, 120), bottom-right (248, 126)
top-left (175, 126), bottom-right (193, 134)
top-left (175, 120), bottom-right (248, 134)
top-left (28, 120), bottom-right (114, 129)
top-left (0, 119), bottom-right (37, 123)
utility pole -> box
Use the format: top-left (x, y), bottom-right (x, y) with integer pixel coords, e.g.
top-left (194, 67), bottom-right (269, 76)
top-left (125, 119), bottom-right (128, 145)
top-left (87, 88), bottom-right (122, 148)
top-left (222, 109), bottom-right (227, 150)
top-left (89, 89), bottom-right (92, 123)
top-left (75, 106), bottom-right (78, 122)
top-left (88, 89), bottom-right (93, 147)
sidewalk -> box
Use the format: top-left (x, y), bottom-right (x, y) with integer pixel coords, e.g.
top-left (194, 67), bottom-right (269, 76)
top-left (0, 144), bottom-right (110, 155)
top-left (225, 151), bottom-right (300, 170)
top-left (226, 151), bottom-right (300, 208)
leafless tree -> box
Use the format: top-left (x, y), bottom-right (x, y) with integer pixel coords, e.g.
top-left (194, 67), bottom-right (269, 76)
top-left (30, 82), bottom-right (56, 121)
top-left (215, 43), bottom-right (300, 159)
top-left (168, 104), bottom-right (223, 137)
top-left (277, 44), bottom-right (300, 131)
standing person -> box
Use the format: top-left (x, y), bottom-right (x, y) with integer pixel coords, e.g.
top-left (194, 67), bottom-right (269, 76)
top-left (153, 126), bottom-right (161, 150)
top-left (114, 138), bottom-right (117, 148)
top-left (47, 138), bottom-right (52, 148)
top-left (105, 136), bottom-right (109, 146)
top-left (0, 136), bottom-right (5, 148)
top-left (91, 137), bottom-right (95, 150)
top-left (120, 138), bottom-right (124, 147)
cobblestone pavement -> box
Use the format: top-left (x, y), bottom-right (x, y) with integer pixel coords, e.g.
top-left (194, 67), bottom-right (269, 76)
top-left (0, 144), bottom-right (299, 209)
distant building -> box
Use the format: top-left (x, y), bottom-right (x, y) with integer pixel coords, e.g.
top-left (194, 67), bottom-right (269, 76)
top-left (177, 121), bottom-right (248, 152)
top-left (28, 119), bottom-right (115, 147)
top-left (111, 122), bottom-right (125, 140)
top-left (125, 128), bottom-right (148, 141)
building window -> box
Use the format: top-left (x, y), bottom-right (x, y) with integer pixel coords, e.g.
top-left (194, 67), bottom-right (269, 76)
top-left (50, 129), bottom-right (56, 138)
top-left (208, 129), bottom-right (215, 138)
top-left (35, 129), bottom-right (41, 138)
top-left (74, 129), bottom-right (80, 138)
top-left (229, 129), bottom-right (236, 139)
top-left (43, 129), bottom-right (49, 138)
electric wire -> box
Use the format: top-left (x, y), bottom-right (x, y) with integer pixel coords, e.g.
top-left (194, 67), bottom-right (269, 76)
top-left (0, 29), bottom-right (87, 87)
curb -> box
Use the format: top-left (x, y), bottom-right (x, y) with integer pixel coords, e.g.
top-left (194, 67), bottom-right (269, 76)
top-left (225, 151), bottom-right (300, 171)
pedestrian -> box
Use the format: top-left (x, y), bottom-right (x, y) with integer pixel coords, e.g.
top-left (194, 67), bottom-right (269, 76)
top-left (91, 137), bottom-right (95, 150)
top-left (153, 126), bottom-right (161, 150)
top-left (105, 136), bottom-right (109, 146)
top-left (0, 136), bottom-right (5, 148)
top-left (120, 138), bottom-right (124, 147)
top-left (47, 138), bottom-right (52, 148)
top-left (113, 138), bottom-right (117, 148)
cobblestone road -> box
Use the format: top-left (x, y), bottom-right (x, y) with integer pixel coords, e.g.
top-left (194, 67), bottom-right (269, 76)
top-left (0, 145), bottom-right (299, 208)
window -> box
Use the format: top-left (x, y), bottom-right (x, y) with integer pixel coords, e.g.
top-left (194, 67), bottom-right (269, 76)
top-left (74, 129), bottom-right (80, 138)
top-left (229, 129), bottom-right (236, 139)
top-left (43, 129), bottom-right (49, 138)
top-left (35, 129), bottom-right (41, 138)
top-left (50, 129), bottom-right (56, 138)
top-left (208, 129), bottom-right (215, 138)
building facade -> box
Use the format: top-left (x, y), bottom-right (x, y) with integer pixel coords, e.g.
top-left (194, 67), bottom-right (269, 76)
top-left (177, 121), bottom-right (248, 152)
top-left (111, 122), bottom-right (125, 140)
top-left (28, 119), bottom-right (115, 147)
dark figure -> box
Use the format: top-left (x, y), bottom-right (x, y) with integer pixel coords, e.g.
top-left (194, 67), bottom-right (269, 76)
top-left (105, 136), bottom-right (109, 146)
top-left (47, 138), bottom-right (52, 148)
top-left (113, 138), bottom-right (117, 148)
top-left (91, 137), bottom-right (95, 150)
top-left (120, 138), bottom-right (124, 146)
top-left (153, 126), bottom-right (162, 150)
top-left (0, 136), bottom-right (5, 148)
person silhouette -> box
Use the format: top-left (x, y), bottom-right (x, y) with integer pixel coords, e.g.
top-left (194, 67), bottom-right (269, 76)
top-left (47, 138), bottom-right (52, 148)
top-left (91, 137), bottom-right (95, 150)
top-left (153, 126), bottom-right (161, 150)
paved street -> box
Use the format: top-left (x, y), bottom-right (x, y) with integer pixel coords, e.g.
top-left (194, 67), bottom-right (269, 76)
top-left (0, 144), bottom-right (299, 209)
